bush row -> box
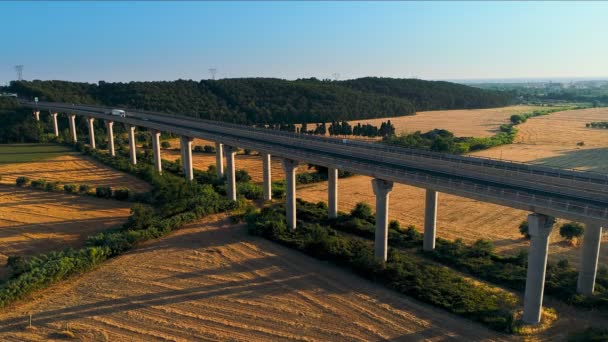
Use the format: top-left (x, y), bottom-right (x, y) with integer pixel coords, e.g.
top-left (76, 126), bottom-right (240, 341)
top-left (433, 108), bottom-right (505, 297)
top-left (291, 199), bottom-right (608, 311)
top-left (0, 142), bottom-right (237, 309)
top-left (15, 176), bottom-right (130, 200)
top-left (245, 204), bottom-right (519, 332)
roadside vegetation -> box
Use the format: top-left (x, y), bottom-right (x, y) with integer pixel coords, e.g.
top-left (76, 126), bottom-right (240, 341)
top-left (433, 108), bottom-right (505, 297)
top-left (383, 107), bottom-right (573, 154)
top-left (586, 121), bottom-right (608, 129)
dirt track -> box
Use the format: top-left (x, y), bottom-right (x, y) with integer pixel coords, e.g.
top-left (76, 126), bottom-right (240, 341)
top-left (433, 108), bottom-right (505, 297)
top-left (0, 215), bottom-right (511, 341)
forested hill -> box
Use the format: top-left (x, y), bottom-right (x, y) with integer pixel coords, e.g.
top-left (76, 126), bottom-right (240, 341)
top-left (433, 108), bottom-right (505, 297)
top-left (7, 78), bottom-right (511, 125)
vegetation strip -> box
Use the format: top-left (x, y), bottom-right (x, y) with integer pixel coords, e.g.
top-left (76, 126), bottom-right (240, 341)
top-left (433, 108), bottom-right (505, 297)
top-left (244, 202), bottom-right (520, 332)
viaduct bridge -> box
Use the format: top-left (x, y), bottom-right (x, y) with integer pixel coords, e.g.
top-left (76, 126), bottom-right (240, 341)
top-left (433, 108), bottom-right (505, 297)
top-left (27, 101), bottom-right (608, 325)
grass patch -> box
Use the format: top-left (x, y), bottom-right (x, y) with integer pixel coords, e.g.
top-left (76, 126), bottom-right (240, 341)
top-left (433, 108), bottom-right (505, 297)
top-left (0, 144), bottom-right (77, 164)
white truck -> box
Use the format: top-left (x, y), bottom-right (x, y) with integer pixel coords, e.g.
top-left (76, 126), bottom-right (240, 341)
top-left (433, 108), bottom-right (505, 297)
top-left (108, 109), bottom-right (126, 117)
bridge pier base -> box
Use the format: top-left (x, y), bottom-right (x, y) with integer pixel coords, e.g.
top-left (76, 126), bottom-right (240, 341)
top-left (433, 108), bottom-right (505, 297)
top-left (128, 125), bottom-right (137, 165)
top-left (51, 113), bottom-right (59, 137)
top-left (523, 213), bottom-right (555, 324)
top-left (34, 111), bottom-right (40, 121)
top-left (328, 167), bottom-right (338, 218)
top-left (68, 114), bottom-right (77, 143)
top-left (225, 146), bottom-right (237, 201)
top-left (150, 129), bottom-right (162, 174)
top-left (423, 189), bottom-right (438, 251)
top-left (106, 121), bottom-right (115, 157)
top-left (215, 142), bottom-right (224, 177)
top-left (181, 136), bottom-right (194, 181)
top-left (578, 224), bottom-right (603, 295)
top-left (283, 159), bottom-right (299, 230)
top-left (262, 153), bottom-right (272, 201)
top-left (87, 117), bottom-right (96, 149)
top-left (372, 178), bottom-right (394, 261)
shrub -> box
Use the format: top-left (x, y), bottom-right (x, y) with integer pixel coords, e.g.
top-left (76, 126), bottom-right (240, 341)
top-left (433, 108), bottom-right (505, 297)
top-left (235, 169), bottom-right (251, 183)
top-left (113, 188), bottom-right (130, 200)
top-left (237, 182), bottom-right (263, 200)
top-left (96, 186), bottom-right (112, 198)
top-left (79, 184), bottom-right (92, 193)
top-left (64, 184), bottom-right (78, 193)
top-left (351, 202), bottom-right (374, 221)
top-left (160, 141), bottom-right (171, 149)
top-left (519, 221), bottom-right (530, 239)
top-left (30, 179), bottom-right (47, 189)
top-left (45, 182), bottom-right (60, 192)
top-left (16, 176), bottom-right (30, 187)
top-left (560, 223), bottom-right (585, 241)
top-left (203, 145), bottom-right (216, 153)
top-left (193, 145), bottom-right (204, 153)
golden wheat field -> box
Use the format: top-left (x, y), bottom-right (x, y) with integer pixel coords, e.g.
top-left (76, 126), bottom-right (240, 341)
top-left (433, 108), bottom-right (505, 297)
top-left (0, 154), bottom-right (151, 193)
top-left (0, 186), bottom-right (132, 280)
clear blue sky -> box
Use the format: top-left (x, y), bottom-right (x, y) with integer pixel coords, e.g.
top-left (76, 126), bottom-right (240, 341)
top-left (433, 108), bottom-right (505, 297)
top-left (1, 1), bottom-right (607, 83)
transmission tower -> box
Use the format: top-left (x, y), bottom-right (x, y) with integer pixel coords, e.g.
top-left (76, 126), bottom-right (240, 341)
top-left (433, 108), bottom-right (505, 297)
top-left (14, 65), bottom-right (24, 81)
top-left (209, 68), bottom-right (218, 80)
top-left (332, 73), bottom-right (340, 81)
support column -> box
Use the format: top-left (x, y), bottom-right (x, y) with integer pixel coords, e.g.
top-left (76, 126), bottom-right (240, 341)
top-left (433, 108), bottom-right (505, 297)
top-left (68, 114), bottom-right (77, 143)
top-left (577, 224), bottom-right (603, 295)
top-left (181, 136), bottom-right (194, 181)
top-left (51, 113), bottom-right (59, 137)
top-left (225, 146), bottom-right (237, 201)
top-left (106, 121), bottom-right (115, 157)
top-left (128, 125), bottom-right (137, 165)
top-left (215, 142), bottom-right (224, 178)
top-left (87, 117), bottom-right (96, 149)
top-left (150, 129), bottom-right (162, 174)
top-left (328, 167), bottom-right (338, 218)
top-left (262, 153), bottom-right (272, 201)
top-left (372, 178), bottom-right (394, 261)
top-left (282, 159), bottom-right (299, 230)
top-left (423, 189), bottom-right (438, 251)
top-left (523, 213), bottom-right (555, 324)
top-left (34, 110), bottom-right (40, 121)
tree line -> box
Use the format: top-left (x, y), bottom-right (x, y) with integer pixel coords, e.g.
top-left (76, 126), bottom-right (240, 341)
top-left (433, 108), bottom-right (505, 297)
top-left (5, 77), bottom-right (511, 125)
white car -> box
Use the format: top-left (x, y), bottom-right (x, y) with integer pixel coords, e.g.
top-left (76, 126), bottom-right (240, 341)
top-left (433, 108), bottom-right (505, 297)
top-left (109, 109), bottom-right (126, 117)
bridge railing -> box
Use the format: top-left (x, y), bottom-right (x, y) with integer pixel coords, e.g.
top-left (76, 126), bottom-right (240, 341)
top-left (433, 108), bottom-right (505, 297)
top-left (28, 101), bottom-right (608, 186)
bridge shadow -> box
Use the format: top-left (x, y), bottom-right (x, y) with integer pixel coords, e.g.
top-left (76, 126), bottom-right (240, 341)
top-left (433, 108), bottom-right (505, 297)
top-left (531, 147), bottom-right (608, 174)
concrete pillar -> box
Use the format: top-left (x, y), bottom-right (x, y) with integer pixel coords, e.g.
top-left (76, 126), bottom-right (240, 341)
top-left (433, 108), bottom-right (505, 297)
top-left (215, 142), bottom-right (224, 178)
top-left (106, 121), bottom-right (115, 157)
top-left (181, 136), bottom-right (194, 181)
top-left (372, 178), bottom-right (394, 261)
top-left (150, 129), bottom-right (162, 174)
top-left (128, 125), bottom-right (137, 165)
top-left (282, 159), bottom-right (299, 230)
top-left (577, 224), bottom-right (603, 295)
top-left (262, 153), bottom-right (272, 201)
top-left (68, 114), bottom-right (77, 143)
top-left (87, 117), bottom-right (96, 149)
top-left (423, 189), bottom-right (438, 251)
top-left (51, 113), bottom-right (59, 137)
top-left (34, 110), bottom-right (40, 121)
top-left (225, 146), bottom-right (237, 201)
top-left (523, 213), bottom-right (555, 324)
top-left (328, 167), bottom-right (338, 218)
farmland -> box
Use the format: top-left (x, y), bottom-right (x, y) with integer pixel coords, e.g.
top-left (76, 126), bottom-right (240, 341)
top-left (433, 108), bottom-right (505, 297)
top-left (0, 215), bottom-right (509, 341)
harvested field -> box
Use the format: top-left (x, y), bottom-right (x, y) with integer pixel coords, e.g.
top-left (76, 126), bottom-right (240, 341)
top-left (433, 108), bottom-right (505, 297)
top-left (0, 186), bottom-right (131, 279)
top-left (0, 214), bottom-right (511, 341)
top-left (301, 105), bottom-right (543, 138)
top-left (471, 107), bottom-right (608, 173)
top-left (0, 151), bottom-right (151, 193)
